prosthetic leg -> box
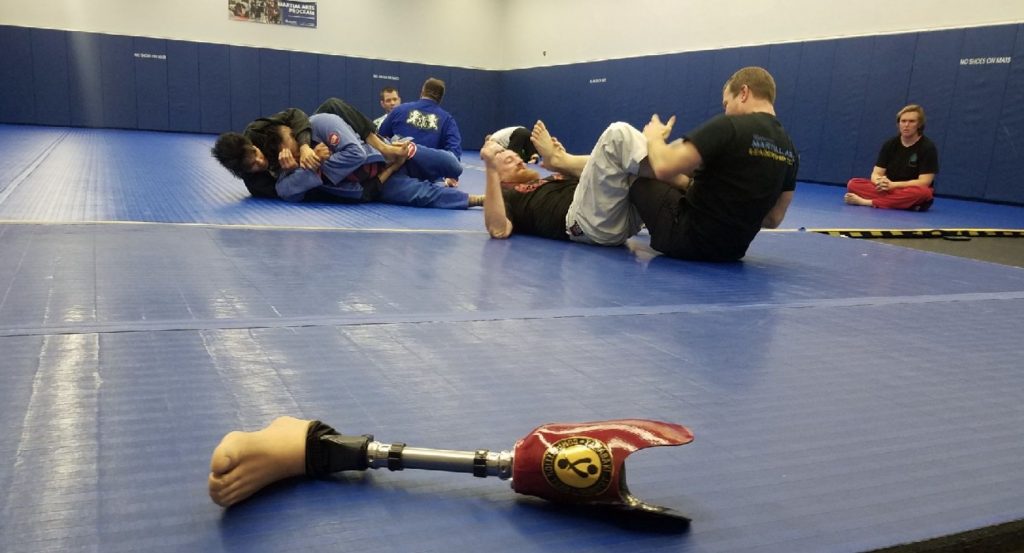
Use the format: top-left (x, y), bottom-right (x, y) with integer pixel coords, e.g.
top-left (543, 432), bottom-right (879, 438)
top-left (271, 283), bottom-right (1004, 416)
top-left (308, 419), bottom-right (694, 524)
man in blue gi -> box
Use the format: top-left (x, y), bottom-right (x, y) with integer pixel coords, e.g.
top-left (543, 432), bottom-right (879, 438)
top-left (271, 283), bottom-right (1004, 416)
top-left (378, 77), bottom-right (462, 186)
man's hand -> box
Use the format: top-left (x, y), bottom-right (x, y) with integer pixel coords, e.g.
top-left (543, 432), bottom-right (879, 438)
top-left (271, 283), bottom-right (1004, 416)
top-left (278, 148), bottom-right (298, 171)
top-left (480, 140), bottom-right (505, 166)
top-left (874, 177), bottom-right (892, 192)
top-left (313, 143), bottom-right (330, 161)
top-left (643, 114), bottom-right (676, 142)
top-left (444, 178), bottom-right (459, 187)
top-left (298, 144), bottom-right (320, 171)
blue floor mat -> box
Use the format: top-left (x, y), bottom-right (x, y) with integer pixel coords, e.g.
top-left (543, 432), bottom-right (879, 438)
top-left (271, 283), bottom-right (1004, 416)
top-left (2, 224), bottom-right (1024, 553)
top-left (0, 124), bottom-right (1021, 230)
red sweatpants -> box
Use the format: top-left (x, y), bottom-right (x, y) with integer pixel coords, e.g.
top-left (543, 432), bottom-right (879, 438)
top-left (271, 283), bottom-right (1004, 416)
top-left (846, 178), bottom-right (934, 210)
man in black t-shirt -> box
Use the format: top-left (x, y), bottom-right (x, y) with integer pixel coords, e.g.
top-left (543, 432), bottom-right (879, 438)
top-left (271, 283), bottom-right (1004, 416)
top-left (845, 104), bottom-right (938, 211)
top-left (632, 66), bottom-right (798, 261)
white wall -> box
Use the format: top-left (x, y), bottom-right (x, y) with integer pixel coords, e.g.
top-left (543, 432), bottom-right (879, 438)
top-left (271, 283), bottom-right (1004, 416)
top-left (3, 0), bottom-right (1024, 70)
top-left (0, 0), bottom-right (504, 68)
top-left (500, 0), bottom-right (1024, 69)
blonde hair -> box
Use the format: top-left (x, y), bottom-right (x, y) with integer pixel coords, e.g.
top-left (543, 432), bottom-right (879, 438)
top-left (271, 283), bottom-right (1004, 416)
top-left (897, 104), bottom-right (926, 133)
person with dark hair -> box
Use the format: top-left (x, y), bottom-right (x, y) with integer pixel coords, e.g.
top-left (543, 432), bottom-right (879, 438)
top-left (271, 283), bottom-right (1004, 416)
top-left (378, 77), bottom-right (462, 161)
top-left (373, 87), bottom-right (401, 130)
top-left (844, 104), bottom-right (938, 211)
top-left (272, 112), bottom-right (481, 209)
top-left (483, 66), bottom-right (798, 263)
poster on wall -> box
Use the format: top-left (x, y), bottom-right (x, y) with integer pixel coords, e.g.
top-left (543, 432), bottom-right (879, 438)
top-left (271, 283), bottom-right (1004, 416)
top-left (229, 0), bottom-right (317, 28)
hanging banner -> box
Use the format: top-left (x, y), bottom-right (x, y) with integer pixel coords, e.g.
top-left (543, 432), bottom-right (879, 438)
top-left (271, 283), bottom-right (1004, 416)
top-left (229, 0), bottom-right (317, 28)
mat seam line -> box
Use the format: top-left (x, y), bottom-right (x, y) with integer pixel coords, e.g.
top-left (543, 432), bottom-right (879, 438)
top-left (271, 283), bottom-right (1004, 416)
top-left (0, 130), bottom-right (71, 206)
top-left (3, 290), bottom-right (1022, 338)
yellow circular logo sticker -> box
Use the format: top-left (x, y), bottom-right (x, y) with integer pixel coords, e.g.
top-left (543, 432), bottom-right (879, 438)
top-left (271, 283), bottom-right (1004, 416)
top-left (541, 437), bottom-right (614, 496)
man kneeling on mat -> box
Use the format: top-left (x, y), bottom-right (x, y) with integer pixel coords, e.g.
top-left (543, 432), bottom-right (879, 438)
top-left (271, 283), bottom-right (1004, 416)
top-left (483, 67), bottom-right (798, 261)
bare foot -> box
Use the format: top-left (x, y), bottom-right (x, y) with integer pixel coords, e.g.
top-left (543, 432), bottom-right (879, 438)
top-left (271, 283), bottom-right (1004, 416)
top-left (208, 416), bottom-right (311, 507)
top-left (531, 122), bottom-right (589, 177)
top-left (844, 192), bottom-right (873, 207)
top-left (468, 194), bottom-right (485, 207)
top-left (367, 134), bottom-right (410, 164)
top-left (530, 120), bottom-right (567, 172)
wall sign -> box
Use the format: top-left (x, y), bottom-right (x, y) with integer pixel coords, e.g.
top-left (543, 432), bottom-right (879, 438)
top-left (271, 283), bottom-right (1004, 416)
top-left (229, 0), bottom-right (317, 28)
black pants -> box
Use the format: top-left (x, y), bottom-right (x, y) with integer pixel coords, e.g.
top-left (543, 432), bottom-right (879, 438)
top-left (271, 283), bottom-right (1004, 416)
top-left (315, 98), bottom-right (376, 140)
top-left (629, 178), bottom-right (732, 261)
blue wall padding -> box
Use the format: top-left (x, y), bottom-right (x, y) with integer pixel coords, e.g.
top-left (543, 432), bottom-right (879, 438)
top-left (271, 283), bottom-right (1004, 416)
top-left (815, 37), bottom-right (874, 184)
top-left (317, 54), bottom-right (348, 114)
top-left (0, 27), bottom-right (35, 124)
top-left (785, 39), bottom-right (835, 180)
top-left (288, 52), bottom-right (319, 115)
top-left (198, 44), bottom-right (231, 133)
top-left (67, 33), bottom-right (105, 128)
top-left (31, 29), bottom-right (72, 127)
top-left (100, 35), bottom-right (138, 129)
top-left (906, 28), bottom-right (963, 170)
top-left (985, 24), bottom-right (1024, 204)
top-left (343, 58), bottom-right (375, 116)
top-left (447, 67), bottom-right (500, 150)
top-left (229, 46), bottom-right (260, 131)
top-left (167, 40), bottom-right (201, 132)
top-left (942, 25), bottom-right (1018, 200)
top-left (766, 43), bottom-right (802, 125)
top-left (2, 23), bottom-right (1024, 204)
top-left (134, 37), bottom-right (169, 131)
top-left (852, 34), bottom-right (917, 177)
top-left (664, 50), bottom-right (717, 139)
top-left (258, 48), bottom-right (291, 117)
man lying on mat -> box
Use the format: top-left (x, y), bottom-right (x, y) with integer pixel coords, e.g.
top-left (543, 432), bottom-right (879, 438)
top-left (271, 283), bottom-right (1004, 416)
top-left (483, 66), bottom-right (797, 262)
top-left (844, 104), bottom-right (938, 211)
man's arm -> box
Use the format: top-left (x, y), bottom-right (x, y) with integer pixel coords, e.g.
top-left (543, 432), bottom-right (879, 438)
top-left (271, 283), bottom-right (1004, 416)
top-left (275, 169), bottom-right (322, 203)
top-left (762, 191), bottom-right (793, 229)
top-left (880, 173), bottom-right (935, 189)
top-left (870, 166), bottom-right (887, 183)
top-left (643, 115), bottom-right (703, 181)
top-left (357, 159), bottom-right (404, 202)
top-left (481, 143), bottom-right (513, 239)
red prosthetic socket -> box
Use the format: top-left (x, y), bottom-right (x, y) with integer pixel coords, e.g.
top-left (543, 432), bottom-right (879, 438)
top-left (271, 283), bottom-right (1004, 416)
top-left (511, 419), bottom-right (694, 518)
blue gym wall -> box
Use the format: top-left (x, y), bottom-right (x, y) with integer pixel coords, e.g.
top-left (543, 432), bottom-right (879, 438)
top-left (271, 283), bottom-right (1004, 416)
top-left (1, 23), bottom-right (1022, 204)
top-left (0, 25), bottom-right (500, 159)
